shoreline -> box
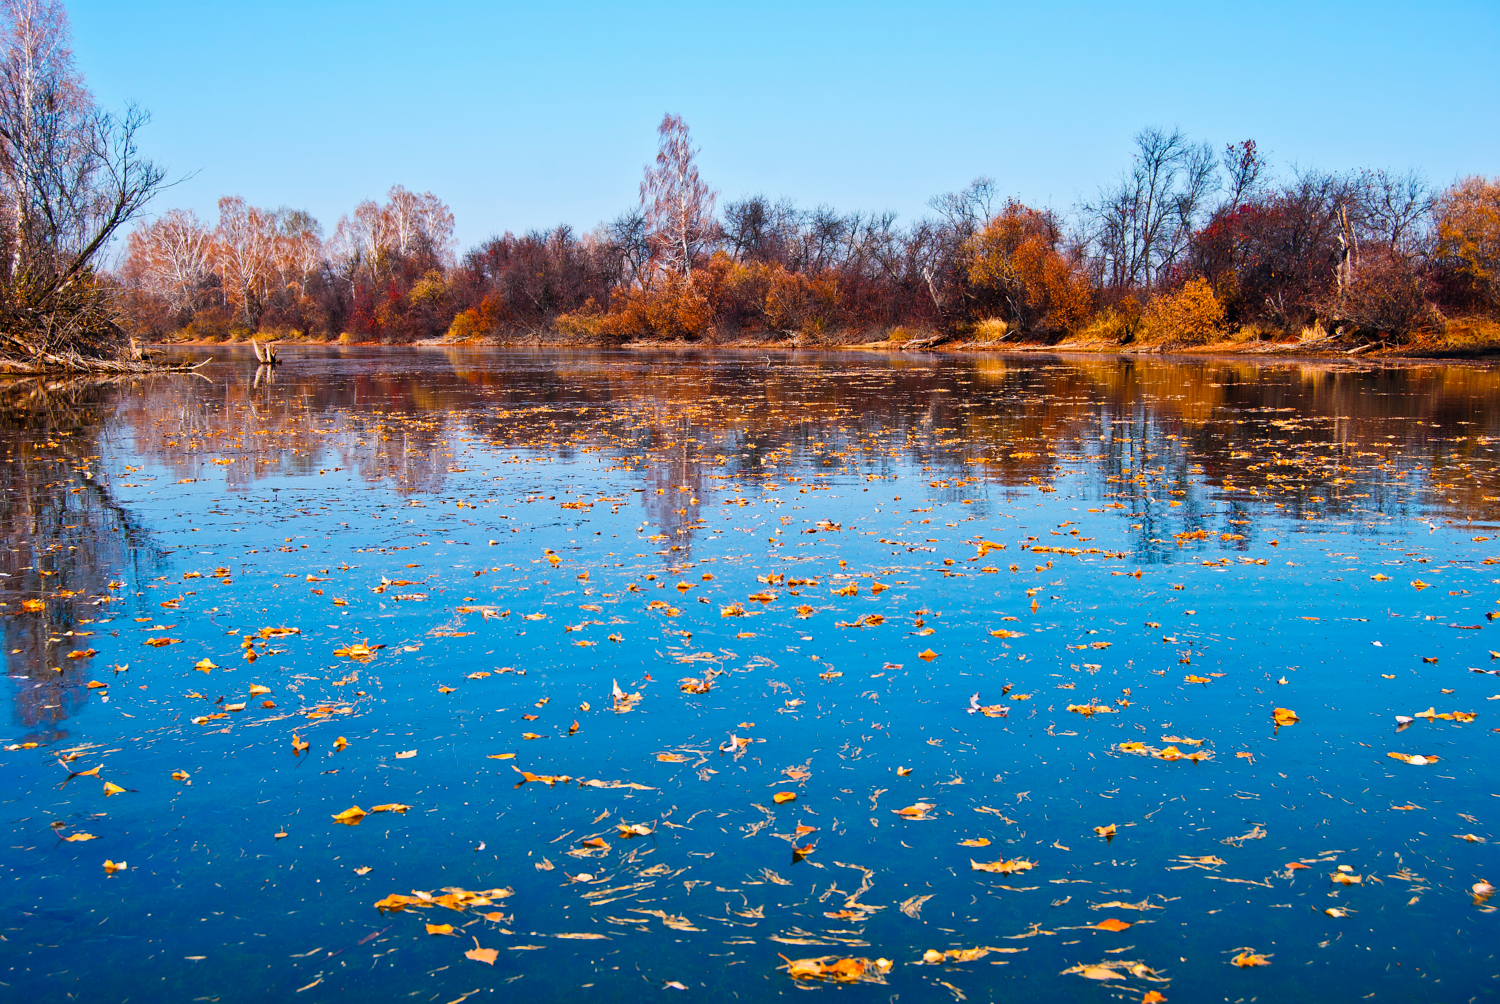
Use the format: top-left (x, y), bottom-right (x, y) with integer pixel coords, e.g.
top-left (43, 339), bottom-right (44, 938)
top-left (140, 335), bottom-right (1500, 364)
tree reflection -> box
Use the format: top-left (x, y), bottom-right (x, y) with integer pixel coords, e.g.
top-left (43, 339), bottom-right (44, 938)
top-left (0, 378), bottom-right (164, 741)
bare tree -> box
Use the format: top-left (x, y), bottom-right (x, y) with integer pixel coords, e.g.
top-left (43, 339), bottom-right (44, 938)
top-left (1084, 127), bottom-right (1217, 292)
top-left (639, 114), bottom-right (716, 278)
top-left (0, 0), bottom-right (166, 358)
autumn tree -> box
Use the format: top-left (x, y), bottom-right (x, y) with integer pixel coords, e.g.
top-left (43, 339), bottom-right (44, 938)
top-left (640, 114), bottom-right (716, 279)
top-left (122, 207), bottom-right (213, 311)
top-left (0, 0), bottom-right (165, 358)
top-left (965, 201), bottom-right (1090, 334)
top-left (1431, 176), bottom-right (1500, 312)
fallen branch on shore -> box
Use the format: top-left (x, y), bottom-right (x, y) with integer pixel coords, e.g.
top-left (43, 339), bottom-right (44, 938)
top-left (0, 351), bottom-right (210, 375)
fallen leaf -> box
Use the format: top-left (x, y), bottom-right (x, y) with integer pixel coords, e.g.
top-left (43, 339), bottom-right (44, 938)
top-left (332, 806), bottom-right (368, 824)
top-left (426, 923), bottom-right (457, 936)
top-left (1093, 918), bottom-right (1131, 932)
top-left (1272, 707), bottom-right (1299, 726)
top-left (102, 859), bottom-right (127, 873)
top-left (102, 781), bottom-right (126, 796)
top-left (1231, 951), bottom-right (1272, 967)
top-left (971, 858), bottom-right (1035, 874)
top-left (773, 791), bottom-right (797, 804)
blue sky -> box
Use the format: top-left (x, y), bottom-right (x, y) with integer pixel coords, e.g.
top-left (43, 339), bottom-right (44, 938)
top-left (73, 0), bottom-right (1498, 251)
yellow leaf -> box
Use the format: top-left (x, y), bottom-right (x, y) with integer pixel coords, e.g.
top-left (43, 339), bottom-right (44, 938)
top-left (773, 792), bottom-right (797, 804)
top-left (466, 945), bottom-right (500, 965)
top-left (370, 803), bottom-right (410, 813)
top-left (1093, 823), bottom-right (1116, 838)
top-left (425, 923), bottom-right (456, 936)
top-left (63, 832), bottom-right (97, 842)
top-left (334, 736), bottom-right (348, 750)
top-left (395, 750), bottom-right (416, 759)
top-left (1231, 951), bottom-right (1272, 967)
top-left (1272, 707), bottom-right (1299, 726)
top-left (102, 859), bottom-right (127, 873)
top-left (102, 781), bottom-right (126, 796)
top-left (970, 858), bottom-right (1035, 874)
top-left (487, 753), bottom-right (516, 760)
top-left (332, 806), bottom-right (367, 824)
top-left (918, 649), bottom-right (938, 662)
top-left (172, 770), bottom-right (189, 781)
top-left (958, 837), bottom-right (990, 847)
top-left (1093, 918), bottom-right (1131, 932)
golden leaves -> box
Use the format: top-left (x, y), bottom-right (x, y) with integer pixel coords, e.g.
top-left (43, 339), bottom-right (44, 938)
top-left (657, 752), bottom-right (692, 763)
top-left (970, 858), bottom-right (1035, 874)
top-left (772, 792), bottom-right (797, 804)
top-left (370, 803), bottom-right (410, 814)
top-left (102, 859), bottom-right (127, 873)
top-left (1067, 702), bottom-right (1118, 716)
top-left (426, 923), bottom-right (456, 936)
top-left (1387, 752), bottom-right (1438, 765)
top-left (465, 940), bottom-right (499, 965)
top-left (102, 781), bottom-right (126, 796)
top-left (1231, 950), bottom-right (1272, 967)
top-left (989, 628), bottom-right (1025, 638)
top-left (894, 802), bottom-right (937, 820)
top-left (779, 955), bottom-right (892, 984)
top-left (918, 648), bottom-right (938, 662)
top-left (958, 837), bottom-right (990, 847)
top-left (334, 736), bottom-right (348, 751)
top-left (333, 641), bottom-right (378, 661)
top-left (171, 770), bottom-right (189, 781)
top-left (1093, 823), bottom-right (1116, 839)
top-left (1272, 707), bottom-right (1299, 726)
top-left (62, 832), bottom-right (97, 842)
top-left (291, 734), bottom-right (309, 754)
top-left (248, 683), bottom-right (271, 695)
top-left (332, 806), bottom-right (367, 824)
top-left (1092, 917), bottom-right (1132, 932)
top-left (395, 750), bottom-right (416, 759)
top-left (511, 765), bottom-right (573, 786)
top-left (143, 637), bottom-right (180, 647)
top-left (1184, 674), bottom-right (1212, 684)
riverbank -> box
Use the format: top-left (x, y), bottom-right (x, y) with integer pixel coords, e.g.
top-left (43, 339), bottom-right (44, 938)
top-left (147, 319), bottom-right (1500, 361)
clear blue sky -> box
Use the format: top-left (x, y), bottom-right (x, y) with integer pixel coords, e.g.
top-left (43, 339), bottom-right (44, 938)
top-left (72, 0), bottom-right (1499, 251)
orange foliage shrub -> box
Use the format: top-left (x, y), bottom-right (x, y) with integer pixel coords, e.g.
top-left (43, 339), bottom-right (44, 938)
top-left (604, 278), bottom-right (712, 340)
top-left (966, 202), bottom-right (1091, 333)
top-left (446, 295), bottom-right (510, 341)
top-left (1139, 278), bottom-right (1225, 345)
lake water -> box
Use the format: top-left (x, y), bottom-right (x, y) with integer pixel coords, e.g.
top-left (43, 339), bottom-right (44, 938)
top-left (2, 347), bottom-right (1497, 1003)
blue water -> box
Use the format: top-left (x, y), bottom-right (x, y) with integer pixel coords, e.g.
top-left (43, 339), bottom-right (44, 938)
top-left (2, 348), bottom-right (1496, 1002)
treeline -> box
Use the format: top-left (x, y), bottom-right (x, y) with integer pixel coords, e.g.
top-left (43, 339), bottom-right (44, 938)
top-left (117, 117), bottom-right (1500, 348)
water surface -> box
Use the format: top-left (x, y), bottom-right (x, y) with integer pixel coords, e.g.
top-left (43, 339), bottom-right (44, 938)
top-left (3, 347), bottom-right (1498, 1002)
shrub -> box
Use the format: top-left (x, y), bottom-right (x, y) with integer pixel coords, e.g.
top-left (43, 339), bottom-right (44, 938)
top-left (604, 280), bottom-right (712, 340)
top-left (970, 318), bottom-right (1010, 342)
top-left (1139, 279), bottom-right (1225, 345)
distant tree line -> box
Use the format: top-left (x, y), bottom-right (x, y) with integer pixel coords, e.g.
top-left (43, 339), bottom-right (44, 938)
top-left (118, 117), bottom-right (1500, 348)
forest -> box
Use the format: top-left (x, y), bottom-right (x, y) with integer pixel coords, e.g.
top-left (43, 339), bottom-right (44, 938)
top-left (115, 115), bottom-right (1500, 352)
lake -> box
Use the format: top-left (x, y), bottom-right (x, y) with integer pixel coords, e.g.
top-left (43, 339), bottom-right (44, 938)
top-left (2, 346), bottom-right (1496, 1002)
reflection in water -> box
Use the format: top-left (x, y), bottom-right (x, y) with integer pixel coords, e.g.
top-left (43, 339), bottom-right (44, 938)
top-left (0, 378), bottom-right (164, 739)
top-left (4, 346), bottom-right (1500, 1004)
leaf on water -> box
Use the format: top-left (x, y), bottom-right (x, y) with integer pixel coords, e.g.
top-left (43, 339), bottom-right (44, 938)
top-left (102, 781), bottom-right (126, 796)
top-left (172, 770), bottom-right (189, 781)
top-left (971, 858), bottom-right (1035, 874)
top-left (555, 932), bottom-right (609, 940)
top-left (773, 792), bottom-right (797, 804)
top-left (899, 894), bottom-right (934, 918)
top-left (1231, 950), bottom-right (1272, 967)
top-left (63, 832), bottom-right (97, 842)
top-left (438, 686), bottom-right (456, 693)
top-left (1142, 993), bottom-right (1168, 1003)
top-left (958, 837), bottom-right (991, 847)
top-left (370, 803), bottom-right (410, 814)
top-left (487, 753), bottom-right (515, 760)
top-left (779, 955), bottom-right (893, 984)
top-left (1272, 707), bottom-right (1299, 726)
top-left (658, 753), bottom-right (692, 763)
top-left (1387, 752), bottom-right (1438, 765)
top-left (918, 649), bottom-right (938, 662)
top-left (426, 923), bottom-right (457, 936)
top-left (332, 806), bottom-right (367, 824)
top-left (354, 866), bottom-right (372, 875)
top-left (249, 684), bottom-right (271, 695)
top-left (194, 659), bottom-right (217, 673)
top-left (395, 750), bottom-right (416, 759)
top-left (292, 735), bottom-right (309, 753)
top-left (894, 802), bottom-right (937, 820)
top-left (465, 943), bottom-right (499, 966)
top-left (1093, 823), bottom-right (1116, 839)
top-left (1093, 918), bottom-right (1131, 932)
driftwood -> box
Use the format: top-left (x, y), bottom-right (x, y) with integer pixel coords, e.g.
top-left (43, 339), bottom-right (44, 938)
top-left (0, 349), bottom-right (209, 375)
top-left (251, 338), bottom-right (280, 365)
